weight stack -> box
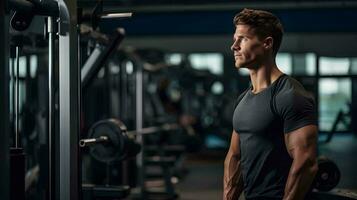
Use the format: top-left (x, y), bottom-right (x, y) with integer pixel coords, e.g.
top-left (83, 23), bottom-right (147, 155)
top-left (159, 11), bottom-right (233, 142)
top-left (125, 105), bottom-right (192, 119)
top-left (10, 148), bottom-right (26, 200)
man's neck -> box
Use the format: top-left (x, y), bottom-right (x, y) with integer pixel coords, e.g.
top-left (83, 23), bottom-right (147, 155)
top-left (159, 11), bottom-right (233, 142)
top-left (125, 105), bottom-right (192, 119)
top-left (248, 60), bottom-right (283, 94)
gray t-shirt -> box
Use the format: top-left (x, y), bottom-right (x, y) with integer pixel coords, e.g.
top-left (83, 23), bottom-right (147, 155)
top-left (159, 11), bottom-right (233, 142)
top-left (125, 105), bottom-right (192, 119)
top-left (232, 74), bottom-right (317, 199)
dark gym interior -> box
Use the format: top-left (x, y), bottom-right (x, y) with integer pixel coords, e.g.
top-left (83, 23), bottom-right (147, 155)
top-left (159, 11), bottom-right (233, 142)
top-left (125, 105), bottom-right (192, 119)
top-left (1, 0), bottom-right (357, 200)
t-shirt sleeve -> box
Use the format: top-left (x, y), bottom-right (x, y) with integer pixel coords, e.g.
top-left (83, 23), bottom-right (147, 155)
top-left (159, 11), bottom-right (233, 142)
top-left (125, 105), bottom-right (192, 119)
top-left (276, 89), bottom-right (317, 133)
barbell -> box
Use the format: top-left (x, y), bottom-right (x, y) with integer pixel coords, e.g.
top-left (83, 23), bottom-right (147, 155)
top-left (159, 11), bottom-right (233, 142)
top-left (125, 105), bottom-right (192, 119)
top-left (79, 118), bottom-right (179, 162)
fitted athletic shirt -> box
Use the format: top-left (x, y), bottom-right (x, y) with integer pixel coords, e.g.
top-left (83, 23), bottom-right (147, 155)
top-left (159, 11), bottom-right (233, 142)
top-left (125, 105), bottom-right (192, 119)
top-left (232, 74), bottom-right (317, 200)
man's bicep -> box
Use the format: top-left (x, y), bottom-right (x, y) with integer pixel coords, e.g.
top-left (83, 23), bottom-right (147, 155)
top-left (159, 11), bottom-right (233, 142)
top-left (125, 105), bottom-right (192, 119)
top-left (284, 125), bottom-right (318, 158)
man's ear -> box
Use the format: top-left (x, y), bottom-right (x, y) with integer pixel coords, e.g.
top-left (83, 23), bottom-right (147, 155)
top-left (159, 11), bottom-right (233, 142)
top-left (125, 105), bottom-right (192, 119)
top-left (263, 37), bottom-right (274, 50)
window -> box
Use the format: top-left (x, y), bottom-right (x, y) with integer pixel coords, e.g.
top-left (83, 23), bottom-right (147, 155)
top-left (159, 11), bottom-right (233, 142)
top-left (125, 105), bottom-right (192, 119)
top-left (305, 53), bottom-right (316, 75)
top-left (319, 78), bottom-right (351, 131)
top-left (166, 53), bottom-right (184, 65)
top-left (188, 53), bottom-right (223, 75)
top-left (291, 53), bottom-right (316, 75)
top-left (30, 55), bottom-right (38, 78)
top-left (350, 58), bottom-right (357, 74)
top-left (319, 57), bottom-right (350, 75)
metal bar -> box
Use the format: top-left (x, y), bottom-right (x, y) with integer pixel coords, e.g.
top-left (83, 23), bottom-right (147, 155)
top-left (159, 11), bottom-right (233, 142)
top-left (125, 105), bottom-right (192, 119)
top-left (11, 54), bottom-right (15, 144)
top-left (135, 54), bottom-right (145, 197)
top-left (77, 19), bottom-right (82, 200)
top-left (15, 46), bottom-right (20, 148)
top-left (127, 123), bottom-right (179, 135)
top-left (47, 16), bottom-right (56, 200)
top-left (100, 12), bottom-right (132, 19)
top-left (81, 28), bottom-right (125, 89)
top-left (9, 0), bottom-right (59, 17)
top-left (104, 55), bottom-right (111, 117)
top-left (79, 123), bottom-right (179, 147)
top-left (0, 0), bottom-right (10, 198)
top-left (81, 44), bottom-right (103, 81)
top-left (58, 0), bottom-right (79, 199)
top-left (79, 136), bottom-right (108, 147)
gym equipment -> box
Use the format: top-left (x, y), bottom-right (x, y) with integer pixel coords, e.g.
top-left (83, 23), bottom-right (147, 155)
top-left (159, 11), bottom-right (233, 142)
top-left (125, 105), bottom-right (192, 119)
top-left (312, 189), bottom-right (357, 200)
top-left (78, 0), bottom-right (132, 30)
top-left (9, 0), bottom-right (59, 31)
top-left (81, 28), bottom-right (125, 90)
top-left (80, 119), bottom-right (141, 162)
top-left (324, 107), bottom-right (351, 143)
top-left (80, 118), bottom-right (180, 162)
top-left (80, 119), bottom-right (140, 200)
top-left (10, 148), bottom-right (25, 200)
top-left (313, 157), bottom-right (341, 192)
top-left (82, 184), bottom-right (131, 200)
top-left (9, 1), bottom-right (81, 199)
top-left (79, 118), bottom-right (184, 199)
top-left (9, 35), bottom-right (26, 200)
top-left (7, 1), bottom-right (62, 199)
top-left (5, 1), bottom-right (135, 200)
top-left (47, 15), bottom-right (56, 200)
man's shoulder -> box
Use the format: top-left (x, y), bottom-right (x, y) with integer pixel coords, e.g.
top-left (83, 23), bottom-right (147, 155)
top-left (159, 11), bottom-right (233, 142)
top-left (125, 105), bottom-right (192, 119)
top-left (277, 75), bottom-right (305, 92)
top-left (275, 75), bottom-right (311, 97)
top-left (275, 75), bottom-right (315, 107)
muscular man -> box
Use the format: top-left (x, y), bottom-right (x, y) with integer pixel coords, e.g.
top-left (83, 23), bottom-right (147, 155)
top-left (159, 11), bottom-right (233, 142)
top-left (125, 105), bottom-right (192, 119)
top-left (223, 9), bottom-right (318, 200)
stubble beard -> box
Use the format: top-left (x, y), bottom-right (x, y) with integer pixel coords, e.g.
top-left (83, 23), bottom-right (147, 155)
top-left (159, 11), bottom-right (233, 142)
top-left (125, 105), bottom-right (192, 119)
top-left (235, 56), bottom-right (261, 70)
top-left (235, 58), bottom-right (249, 69)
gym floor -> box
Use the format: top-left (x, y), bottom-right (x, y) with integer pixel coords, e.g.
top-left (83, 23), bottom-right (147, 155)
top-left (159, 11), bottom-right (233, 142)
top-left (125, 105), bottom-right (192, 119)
top-left (176, 133), bottom-right (357, 200)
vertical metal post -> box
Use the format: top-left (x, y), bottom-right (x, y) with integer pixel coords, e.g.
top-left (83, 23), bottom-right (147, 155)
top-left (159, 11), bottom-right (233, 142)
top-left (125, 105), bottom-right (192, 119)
top-left (77, 20), bottom-right (82, 199)
top-left (135, 57), bottom-right (145, 198)
top-left (0, 1), bottom-right (10, 199)
top-left (11, 56), bottom-right (15, 137)
top-left (47, 16), bottom-right (56, 200)
top-left (58, 0), bottom-right (80, 200)
top-left (105, 62), bottom-right (111, 116)
top-left (9, 56), bottom-right (15, 129)
top-left (15, 46), bottom-right (20, 148)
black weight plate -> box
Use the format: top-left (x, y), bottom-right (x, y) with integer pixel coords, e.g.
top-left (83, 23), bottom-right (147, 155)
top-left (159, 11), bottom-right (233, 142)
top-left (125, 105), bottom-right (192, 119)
top-left (314, 158), bottom-right (341, 191)
top-left (108, 119), bottom-right (132, 160)
top-left (88, 119), bottom-right (126, 162)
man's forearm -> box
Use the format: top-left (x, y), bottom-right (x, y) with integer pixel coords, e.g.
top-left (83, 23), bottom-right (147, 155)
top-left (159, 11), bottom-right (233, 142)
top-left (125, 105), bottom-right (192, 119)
top-left (283, 158), bottom-right (318, 200)
top-left (223, 152), bottom-right (244, 200)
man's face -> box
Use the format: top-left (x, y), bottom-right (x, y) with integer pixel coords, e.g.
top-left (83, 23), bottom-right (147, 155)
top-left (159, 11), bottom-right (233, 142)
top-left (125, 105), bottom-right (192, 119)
top-left (231, 25), bottom-right (266, 69)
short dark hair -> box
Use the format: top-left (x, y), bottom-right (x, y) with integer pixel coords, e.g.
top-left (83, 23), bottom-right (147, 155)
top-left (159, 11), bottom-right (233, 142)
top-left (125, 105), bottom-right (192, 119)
top-left (233, 8), bottom-right (284, 56)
